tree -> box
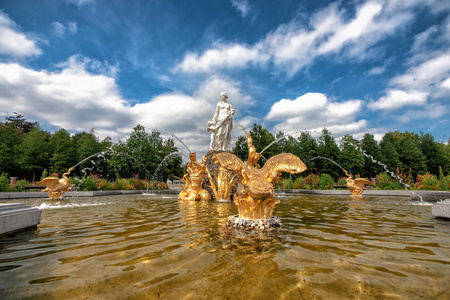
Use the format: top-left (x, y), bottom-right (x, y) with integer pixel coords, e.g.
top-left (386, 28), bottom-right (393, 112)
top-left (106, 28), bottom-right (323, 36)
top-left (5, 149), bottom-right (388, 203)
top-left (379, 132), bottom-right (401, 171)
top-left (0, 123), bottom-right (23, 176)
top-left (339, 135), bottom-right (365, 176)
top-left (419, 133), bottom-right (448, 176)
top-left (397, 132), bottom-right (427, 176)
top-left (297, 131), bottom-right (318, 171)
top-left (17, 127), bottom-right (51, 182)
top-left (316, 128), bottom-right (341, 178)
top-left (5, 113), bottom-right (39, 133)
top-left (232, 124), bottom-right (277, 165)
top-left (108, 125), bottom-right (182, 181)
top-left (48, 129), bottom-right (76, 175)
top-left (360, 133), bottom-right (383, 178)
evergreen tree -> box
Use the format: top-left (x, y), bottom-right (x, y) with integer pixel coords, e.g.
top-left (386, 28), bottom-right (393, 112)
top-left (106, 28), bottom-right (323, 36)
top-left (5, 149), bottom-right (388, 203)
top-left (361, 133), bottom-right (383, 178)
top-left (17, 127), bottom-right (51, 182)
top-left (419, 133), bottom-right (448, 176)
top-left (397, 132), bottom-right (427, 176)
top-left (232, 124), bottom-right (277, 165)
top-left (316, 128), bottom-right (341, 178)
top-left (339, 135), bottom-right (365, 176)
top-left (439, 166), bottom-right (447, 190)
top-left (379, 132), bottom-right (401, 171)
top-left (48, 129), bottom-right (77, 175)
top-left (297, 131), bottom-right (318, 170)
top-left (0, 123), bottom-right (23, 176)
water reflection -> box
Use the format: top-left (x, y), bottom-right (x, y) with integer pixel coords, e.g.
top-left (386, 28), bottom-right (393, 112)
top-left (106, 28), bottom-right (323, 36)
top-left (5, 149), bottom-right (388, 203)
top-left (0, 194), bottom-right (448, 299)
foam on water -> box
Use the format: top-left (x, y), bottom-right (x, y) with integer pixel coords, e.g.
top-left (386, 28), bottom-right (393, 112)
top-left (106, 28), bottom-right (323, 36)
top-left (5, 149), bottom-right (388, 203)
top-left (36, 202), bottom-right (109, 210)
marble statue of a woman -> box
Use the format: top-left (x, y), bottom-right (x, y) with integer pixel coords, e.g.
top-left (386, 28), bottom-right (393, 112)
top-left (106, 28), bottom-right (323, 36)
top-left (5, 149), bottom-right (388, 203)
top-left (207, 92), bottom-right (235, 151)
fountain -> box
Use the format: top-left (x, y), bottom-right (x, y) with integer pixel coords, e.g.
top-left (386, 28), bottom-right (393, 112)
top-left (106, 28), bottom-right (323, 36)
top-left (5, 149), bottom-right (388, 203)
top-left (2, 92), bottom-right (449, 299)
top-left (37, 166), bottom-right (76, 200)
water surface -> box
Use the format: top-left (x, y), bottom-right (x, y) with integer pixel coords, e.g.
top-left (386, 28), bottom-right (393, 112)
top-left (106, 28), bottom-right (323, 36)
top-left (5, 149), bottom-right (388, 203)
top-left (1, 194), bottom-right (449, 299)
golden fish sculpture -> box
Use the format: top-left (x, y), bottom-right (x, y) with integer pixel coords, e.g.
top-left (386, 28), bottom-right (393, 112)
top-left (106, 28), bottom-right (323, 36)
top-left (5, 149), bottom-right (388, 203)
top-left (213, 134), bottom-right (307, 219)
top-left (37, 166), bottom-right (75, 200)
top-left (344, 170), bottom-right (372, 197)
top-left (178, 152), bottom-right (211, 201)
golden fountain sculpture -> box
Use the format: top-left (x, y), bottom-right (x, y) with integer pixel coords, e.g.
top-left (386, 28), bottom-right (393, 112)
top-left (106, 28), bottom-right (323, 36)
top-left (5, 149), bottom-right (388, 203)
top-left (344, 170), bottom-right (372, 197)
top-left (178, 153), bottom-right (211, 201)
top-left (37, 166), bottom-right (75, 200)
top-left (213, 134), bottom-right (307, 220)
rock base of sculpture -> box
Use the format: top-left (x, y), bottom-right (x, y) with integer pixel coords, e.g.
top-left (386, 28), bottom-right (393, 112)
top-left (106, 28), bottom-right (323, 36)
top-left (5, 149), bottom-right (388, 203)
top-left (0, 203), bottom-right (42, 236)
top-left (202, 150), bottom-right (238, 201)
top-left (227, 215), bottom-right (284, 230)
top-left (432, 199), bottom-right (450, 219)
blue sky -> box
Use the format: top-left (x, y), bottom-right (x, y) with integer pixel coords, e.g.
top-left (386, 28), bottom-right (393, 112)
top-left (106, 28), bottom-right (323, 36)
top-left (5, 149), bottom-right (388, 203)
top-left (0, 0), bottom-right (449, 157)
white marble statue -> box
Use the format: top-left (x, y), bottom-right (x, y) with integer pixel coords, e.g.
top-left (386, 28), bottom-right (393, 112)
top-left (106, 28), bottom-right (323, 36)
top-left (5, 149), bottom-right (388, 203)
top-left (207, 92), bottom-right (235, 151)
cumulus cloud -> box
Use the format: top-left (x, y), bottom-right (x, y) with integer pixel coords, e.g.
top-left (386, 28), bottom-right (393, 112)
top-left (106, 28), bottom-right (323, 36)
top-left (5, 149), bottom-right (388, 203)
top-left (0, 11), bottom-right (42, 59)
top-left (369, 90), bottom-right (428, 110)
top-left (0, 56), bottom-right (253, 156)
top-left (265, 92), bottom-right (367, 137)
top-left (175, 0), bottom-right (416, 76)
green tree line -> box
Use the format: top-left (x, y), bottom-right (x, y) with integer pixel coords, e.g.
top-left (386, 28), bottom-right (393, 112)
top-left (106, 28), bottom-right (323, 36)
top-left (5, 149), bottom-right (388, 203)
top-left (0, 115), bottom-right (183, 182)
top-left (233, 124), bottom-right (450, 181)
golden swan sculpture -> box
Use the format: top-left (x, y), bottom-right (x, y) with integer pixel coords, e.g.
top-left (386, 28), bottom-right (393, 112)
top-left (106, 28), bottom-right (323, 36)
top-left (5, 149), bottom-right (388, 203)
top-left (213, 134), bottom-right (306, 219)
top-left (37, 166), bottom-right (75, 200)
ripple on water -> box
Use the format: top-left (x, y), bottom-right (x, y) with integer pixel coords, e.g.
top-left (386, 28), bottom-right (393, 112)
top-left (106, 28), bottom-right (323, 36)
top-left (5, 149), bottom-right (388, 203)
top-left (0, 194), bottom-right (449, 299)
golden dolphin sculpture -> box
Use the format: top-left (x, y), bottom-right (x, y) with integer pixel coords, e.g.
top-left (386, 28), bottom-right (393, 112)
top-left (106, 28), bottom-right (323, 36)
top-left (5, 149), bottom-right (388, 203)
top-left (37, 166), bottom-right (75, 200)
top-left (213, 134), bottom-right (306, 219)
top-left (178, 152), bottom-right (211, 201)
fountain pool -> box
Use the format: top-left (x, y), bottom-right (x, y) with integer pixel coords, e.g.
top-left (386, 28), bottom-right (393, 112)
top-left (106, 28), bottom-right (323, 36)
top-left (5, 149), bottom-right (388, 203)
top-left (1, 194), bottom-right (449, 299)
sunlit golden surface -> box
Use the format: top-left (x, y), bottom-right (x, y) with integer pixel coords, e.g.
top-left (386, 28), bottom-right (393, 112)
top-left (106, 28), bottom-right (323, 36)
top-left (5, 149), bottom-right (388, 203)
top-left (213, 133), bottom-right (306, 219)
top-left (1, 194), bottom-right (449, 299)
top-left (37, 166), bottom-right (75, 200)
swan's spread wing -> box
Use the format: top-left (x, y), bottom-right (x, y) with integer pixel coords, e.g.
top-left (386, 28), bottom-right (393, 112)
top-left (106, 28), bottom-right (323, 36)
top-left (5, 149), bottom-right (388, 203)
top-left (354, 178), bottom-right (372, 188)
top-left (262, 153), bottom-right (307, 182)
top-left (37, 177), bottom-right (60, 189)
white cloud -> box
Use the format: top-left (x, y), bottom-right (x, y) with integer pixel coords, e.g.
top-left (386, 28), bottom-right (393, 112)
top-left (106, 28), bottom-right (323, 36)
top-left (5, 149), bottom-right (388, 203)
top-left (391, 53), bottom-right (450, 92)
top-left (51, 22), bottom-right (65, 37)
top-left (368, 90), bottom-right (428, 110)
top-left (231, 0), bottom-right (251, 17)
top-left (0, 57), bottom-right (253, 157)
top-left (175, 43), bottom-right (268, 73)
top-left (0, 11), bottom-right (42, 59)
top-left (175, 0), bottom-right (416, 76)
top-left (66, 0), bottom-right (96, 7)
top-left (265, 92), bottom-right (366, 137)
top-left (367, 66), bottom-right (386, 75)
top-left (52, 21), bottom-right (78, 37)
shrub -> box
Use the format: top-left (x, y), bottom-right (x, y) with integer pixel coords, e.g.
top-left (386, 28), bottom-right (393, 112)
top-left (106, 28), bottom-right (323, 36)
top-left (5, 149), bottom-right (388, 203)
top-left (13, 179), bottom-right (30, 192)
top-left (376, 172), bottom-right (393, 190)
top-left (78, 175), bottom-right (101, 191)
top-left (319, 174), bottom-right (334, 190)
top-left (147, 181), bottom-right (168, 190)
top-left (278, 178), bottom-right (293, 189)
top-left (302, 174), bottom-right (320, 189)
top-left (416, 173), bottom-right (440, 190)
top-left (0, 173), bottom-right (11, 192)
top-left (337, 177), bottom-right (347, 187)
top-left (129, 177), bottom-right (148, 190)
top-left (293, 177), bottom-right (303, 189)
top-left (113, 178), bottom-right (131, 190)
top-left (439, 166), bottom-right (447, 191)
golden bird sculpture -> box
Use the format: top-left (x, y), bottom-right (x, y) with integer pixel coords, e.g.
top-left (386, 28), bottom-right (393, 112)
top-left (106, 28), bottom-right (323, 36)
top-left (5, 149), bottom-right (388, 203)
top-left (213, 134), bottom-right (307, 219)
top-left (37, 166), bottom-right (75, 200)
top-left (344, 170), bottom-right (372, 197)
